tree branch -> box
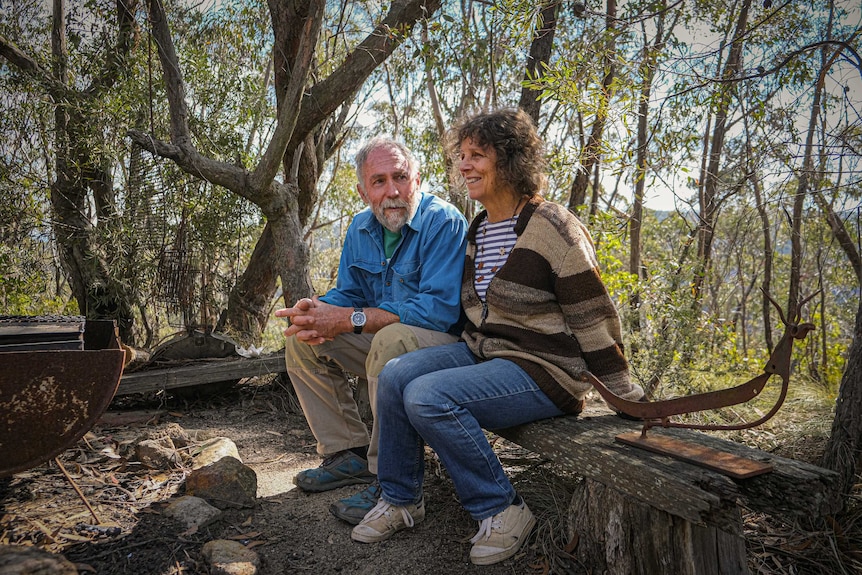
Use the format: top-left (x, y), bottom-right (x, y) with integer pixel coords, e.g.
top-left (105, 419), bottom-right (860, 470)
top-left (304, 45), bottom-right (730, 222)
top-left (0, 35), bottom-right (65, 93)
top-left (292, 0), bottom-right (443, 139)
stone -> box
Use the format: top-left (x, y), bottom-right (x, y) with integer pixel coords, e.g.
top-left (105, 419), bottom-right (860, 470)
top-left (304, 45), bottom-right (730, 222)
top-left (162, 495), bottom-right (223, 531)
top-left (185, 456), bottom-right (257, 509)
top-left (135, 438), bottom-right (181, 469)
top-left (191, 437), bottom-right (241, 469)
top-left (0, 544), bottom-right (77, 575)
top-left (200, 539), bottom-right (259, 575)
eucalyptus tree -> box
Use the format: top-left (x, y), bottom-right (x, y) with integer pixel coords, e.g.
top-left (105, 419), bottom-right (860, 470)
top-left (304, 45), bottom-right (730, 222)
top-left (798, 1), bottom-right (862, 503)
top-left (0, 0), bottom-right (140, 339)
top-left (0, 12), bottom-right (59, 314)
top-left (627, 0), bottom-right (680, 290)
top-left (129, 0), bottom-right (444, 343)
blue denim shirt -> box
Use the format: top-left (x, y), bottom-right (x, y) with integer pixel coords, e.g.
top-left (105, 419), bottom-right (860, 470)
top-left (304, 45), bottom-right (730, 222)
top-left (320, 191), bottom-right (468, 336)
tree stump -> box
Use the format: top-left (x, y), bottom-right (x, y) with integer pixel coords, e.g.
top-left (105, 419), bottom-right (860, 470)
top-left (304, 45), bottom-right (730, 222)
top-left (569, 478), bottom-right (748, 575)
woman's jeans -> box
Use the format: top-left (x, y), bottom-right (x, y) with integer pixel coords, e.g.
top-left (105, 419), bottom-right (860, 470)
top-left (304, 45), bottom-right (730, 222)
top-left (376, 342), bottom-right (564, 520)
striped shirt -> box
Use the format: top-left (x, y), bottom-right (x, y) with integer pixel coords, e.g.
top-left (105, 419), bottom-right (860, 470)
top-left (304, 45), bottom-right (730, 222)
top-left (474, 216), bottom-right (519, 301)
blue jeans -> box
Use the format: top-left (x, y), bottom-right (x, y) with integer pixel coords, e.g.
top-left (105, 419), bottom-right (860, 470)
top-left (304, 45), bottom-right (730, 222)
top-left (376, 342), bottom-right (565, 520)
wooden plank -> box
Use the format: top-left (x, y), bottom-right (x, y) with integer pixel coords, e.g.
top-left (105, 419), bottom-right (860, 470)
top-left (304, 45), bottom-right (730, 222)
top-left (495, 411), bottom-right (840, 532)
top-left (117, 353), bottom-right (287, 395)
top-left (616, 432), bottom-right (774, 479)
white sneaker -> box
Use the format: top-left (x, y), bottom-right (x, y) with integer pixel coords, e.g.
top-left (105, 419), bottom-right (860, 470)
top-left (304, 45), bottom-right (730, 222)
top-left (469, 499), bottom-right (536, 565)
top-left (351, 498), bottom-right (425, 543)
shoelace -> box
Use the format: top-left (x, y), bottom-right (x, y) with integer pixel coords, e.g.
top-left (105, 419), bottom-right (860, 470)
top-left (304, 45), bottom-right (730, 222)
top-left (365, 499), bottom-right (416, 528)
top-left (320, 453), bottom-right (340, 466)
top-left (470, 514), bottom-right (502, 543)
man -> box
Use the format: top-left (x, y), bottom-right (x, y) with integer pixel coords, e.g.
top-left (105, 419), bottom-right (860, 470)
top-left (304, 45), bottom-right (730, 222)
top-left (275, 137), bottom-right (467, 524)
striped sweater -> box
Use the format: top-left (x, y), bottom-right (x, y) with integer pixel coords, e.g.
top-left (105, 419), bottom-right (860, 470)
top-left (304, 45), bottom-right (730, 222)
top-left (461, 196), bottom-right (644, 414)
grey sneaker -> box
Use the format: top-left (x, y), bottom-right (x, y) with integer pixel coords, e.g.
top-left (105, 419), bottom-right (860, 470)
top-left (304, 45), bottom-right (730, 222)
top-left (351, 498), bottom-right (425, 543)
top-left (469, 499), bottom-right (536, 565)
top-left (330, 480), bottom-right (382, 525)
top-left (293, 449), bottom-right (375, 493)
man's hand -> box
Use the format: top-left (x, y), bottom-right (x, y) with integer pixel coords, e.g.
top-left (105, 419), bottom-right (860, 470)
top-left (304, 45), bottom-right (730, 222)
top-left (274, 296), bottom-right (344, 345)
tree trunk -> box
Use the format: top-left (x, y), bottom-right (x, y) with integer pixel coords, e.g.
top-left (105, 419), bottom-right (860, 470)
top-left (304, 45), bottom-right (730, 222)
top-left (744, 119), bottom-right (775, 351)
top-left (43, 0), bottom-right (138, 341)
top-left (570, 479), bottom-right (748, 575)
top-left (518, 1), bottom-right (558, 125)
top-left (691, 0), bottom-right (751, 303)
top-left (630, 4), bottom-right (670, 329)
top-left (822, 296), bottom-right (862, 502)
top-left (568, 0), bottom-right (616, 212)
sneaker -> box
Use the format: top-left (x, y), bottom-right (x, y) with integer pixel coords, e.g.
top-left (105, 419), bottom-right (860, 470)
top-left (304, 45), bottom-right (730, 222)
top-left (330, 480), bottom-right (382, 525)
top-left (293, 449), bottom-right (375, 493)
top-left (351, 498), bottom-right (425, 543)
top-left (469, 499), bottom-right (536, 565)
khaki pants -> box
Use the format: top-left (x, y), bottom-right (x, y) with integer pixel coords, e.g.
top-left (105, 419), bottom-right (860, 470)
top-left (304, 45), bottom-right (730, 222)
top-left (284, 323), bottom-right (457, 474)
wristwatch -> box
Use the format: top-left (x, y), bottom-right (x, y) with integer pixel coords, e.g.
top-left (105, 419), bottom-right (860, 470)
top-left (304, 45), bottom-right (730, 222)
top-left (350, 307), bottom-right (366, 334)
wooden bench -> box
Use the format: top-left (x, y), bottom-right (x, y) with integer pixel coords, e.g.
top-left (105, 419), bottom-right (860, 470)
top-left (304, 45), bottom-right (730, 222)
top-left (497, 406), bottom-right (840, 575)
top-left (117, 353), bottom-right (287, 395)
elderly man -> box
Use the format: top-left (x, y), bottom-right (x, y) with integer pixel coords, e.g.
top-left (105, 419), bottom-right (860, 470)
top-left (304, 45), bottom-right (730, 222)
top-left (275, 137), bottom-right (467, 524)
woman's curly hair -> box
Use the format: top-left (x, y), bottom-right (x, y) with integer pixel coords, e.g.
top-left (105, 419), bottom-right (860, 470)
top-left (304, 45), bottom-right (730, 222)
top-left (445, 107), bottom-right (547, 198)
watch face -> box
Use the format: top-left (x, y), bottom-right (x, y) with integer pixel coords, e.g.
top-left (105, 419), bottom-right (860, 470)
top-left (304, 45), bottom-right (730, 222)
top-left (351, 311), bottom-right (366, 327)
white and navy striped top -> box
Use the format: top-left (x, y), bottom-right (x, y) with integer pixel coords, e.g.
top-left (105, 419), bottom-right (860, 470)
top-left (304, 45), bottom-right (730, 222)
top-left (474, 216), bottom-right (518, 301)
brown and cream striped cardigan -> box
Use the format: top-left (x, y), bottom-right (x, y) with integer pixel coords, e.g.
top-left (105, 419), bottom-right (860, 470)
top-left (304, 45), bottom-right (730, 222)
top-left (461, 195), bottom-right (645, 414)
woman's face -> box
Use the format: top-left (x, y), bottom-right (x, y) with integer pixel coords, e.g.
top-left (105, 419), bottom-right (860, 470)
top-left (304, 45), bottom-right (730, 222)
top-left (458, 138), bottom-right (501, 204)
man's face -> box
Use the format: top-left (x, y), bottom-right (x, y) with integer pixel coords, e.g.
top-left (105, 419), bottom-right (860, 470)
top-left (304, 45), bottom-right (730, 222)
top-left (357, 146), bottom-right (421, 232)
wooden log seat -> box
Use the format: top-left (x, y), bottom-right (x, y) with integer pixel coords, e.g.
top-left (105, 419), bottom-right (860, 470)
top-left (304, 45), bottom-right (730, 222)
top-left (496, 408), bottom-right (840, 575)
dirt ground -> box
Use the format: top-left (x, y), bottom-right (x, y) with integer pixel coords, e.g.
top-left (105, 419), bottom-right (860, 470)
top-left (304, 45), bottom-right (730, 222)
top-left (1, 374), bottom-right (858, 575)
top-left (1, 376), bottom-right (578, 575)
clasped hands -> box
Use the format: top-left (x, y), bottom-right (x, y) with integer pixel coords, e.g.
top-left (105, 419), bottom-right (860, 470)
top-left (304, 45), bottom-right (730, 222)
top-left (274, 296), bottom-right (342, 345)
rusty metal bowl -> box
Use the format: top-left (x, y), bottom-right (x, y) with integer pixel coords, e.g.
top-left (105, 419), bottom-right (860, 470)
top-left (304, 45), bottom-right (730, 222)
top-left (0, 318), bottom-right (125, 477)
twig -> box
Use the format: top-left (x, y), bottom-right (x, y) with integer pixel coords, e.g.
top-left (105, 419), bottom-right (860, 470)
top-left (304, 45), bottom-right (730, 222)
top-left (54, 458), bottom-right (102, 525)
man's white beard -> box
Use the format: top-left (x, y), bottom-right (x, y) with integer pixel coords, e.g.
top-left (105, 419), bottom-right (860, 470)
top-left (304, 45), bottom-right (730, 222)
top-left (374, 196), bottom-right (419, 232)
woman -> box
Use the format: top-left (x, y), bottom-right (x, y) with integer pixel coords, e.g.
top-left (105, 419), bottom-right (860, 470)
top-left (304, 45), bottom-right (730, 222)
top-left (350, 108), bottom-right (645, 566)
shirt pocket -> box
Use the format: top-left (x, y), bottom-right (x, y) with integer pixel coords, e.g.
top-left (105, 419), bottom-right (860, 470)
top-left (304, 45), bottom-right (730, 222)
top-left (348, 259), bottom-right (386, 303)
top-left (390, 260), bottom-right (421, 300)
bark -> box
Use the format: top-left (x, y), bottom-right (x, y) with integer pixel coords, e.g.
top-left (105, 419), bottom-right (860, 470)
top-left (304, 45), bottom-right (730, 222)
top-left (691, 0), bottom-right (751, 302)
top-left (568, 0), bottom-right (616, 213)
top-left (570, 479), bottom-right (748, 575)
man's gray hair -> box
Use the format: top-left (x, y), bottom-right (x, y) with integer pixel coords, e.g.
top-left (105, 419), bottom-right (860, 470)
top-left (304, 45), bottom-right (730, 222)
top-left (354, 136), bottom-right (420, 190)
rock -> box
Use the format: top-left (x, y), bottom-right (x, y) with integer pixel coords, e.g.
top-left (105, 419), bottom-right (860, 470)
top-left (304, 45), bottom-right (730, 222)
top-left (162, 495), bottom-right (223, 531)
top-left (200, 540), bottom-right (259, 575)
top-left (185, 456), bottom-right (257, 509)
top-left (135, 438), bottom-right (181, 469)
top-left (0, 544), bottom-right (77, 574)
top-left (191, 437), bottom-right (241, 469)
top-left (152, 422), bottom-right (192, 448)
